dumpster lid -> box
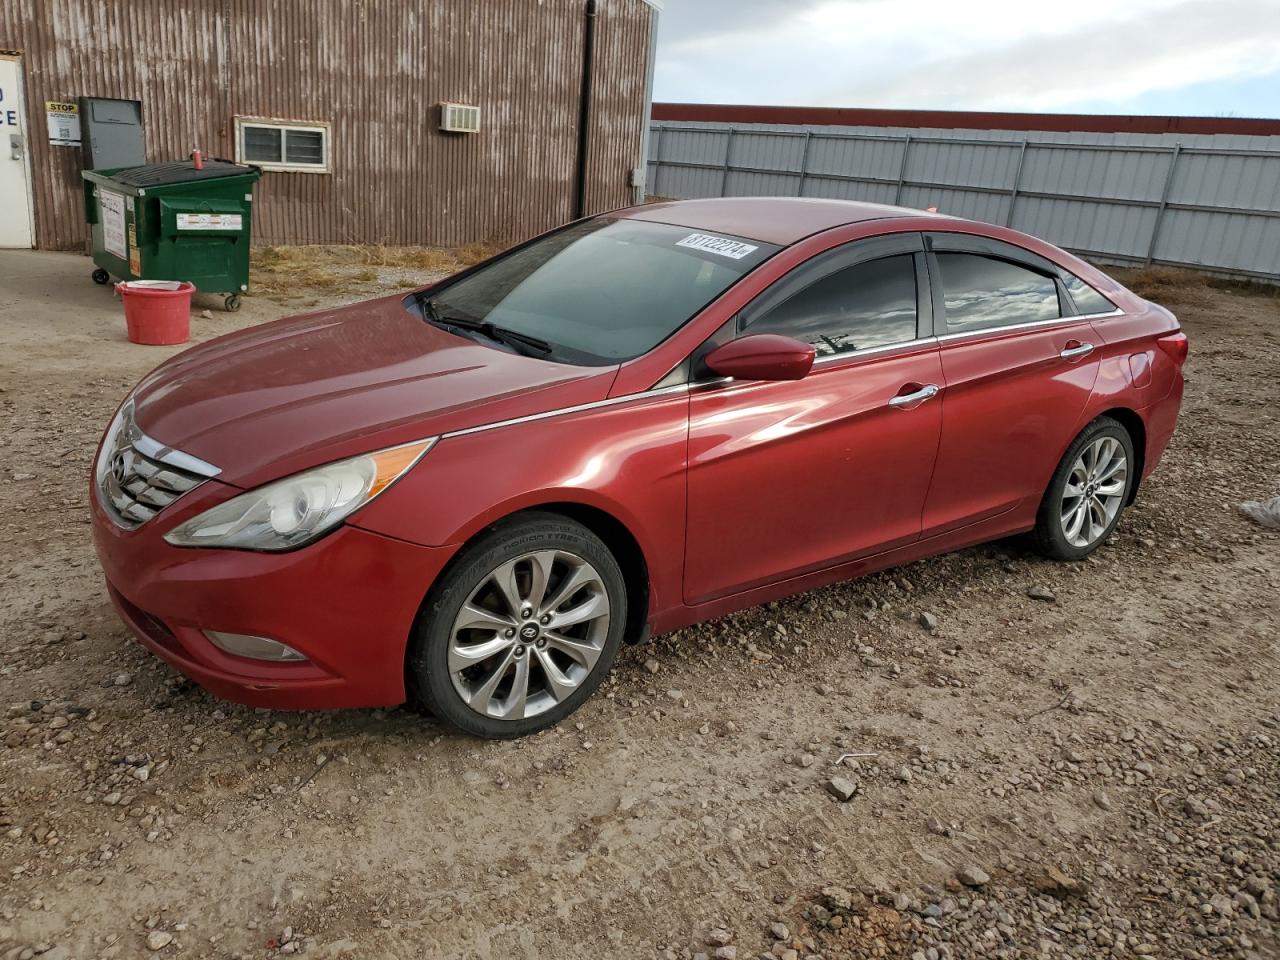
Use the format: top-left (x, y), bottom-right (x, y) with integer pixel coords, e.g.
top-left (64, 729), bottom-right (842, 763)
top-left (106, 160), bottom-right (259, 187)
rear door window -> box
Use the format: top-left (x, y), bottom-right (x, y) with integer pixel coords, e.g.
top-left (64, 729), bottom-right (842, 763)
top-left (742, 254), bottom-right (918, 358)
top-left (935, 253), bottom-right (1061, 334)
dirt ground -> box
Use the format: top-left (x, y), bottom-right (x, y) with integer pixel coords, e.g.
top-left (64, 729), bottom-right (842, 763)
top-left (0, 250), bottom-right (1277, 960)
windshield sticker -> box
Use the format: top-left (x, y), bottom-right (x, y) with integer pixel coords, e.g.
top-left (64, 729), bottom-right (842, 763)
top-left (676, 233), bottom-right (759, 260)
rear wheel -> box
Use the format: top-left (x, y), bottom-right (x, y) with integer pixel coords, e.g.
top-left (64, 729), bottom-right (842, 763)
top-left (408, 513), bottom-right (626, 739)
top-left (1034, 416), bottom-right (1134, 561)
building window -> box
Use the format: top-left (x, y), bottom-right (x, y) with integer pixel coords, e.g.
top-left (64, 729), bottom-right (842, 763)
top-left (234, 117), bottom-right (330, 173)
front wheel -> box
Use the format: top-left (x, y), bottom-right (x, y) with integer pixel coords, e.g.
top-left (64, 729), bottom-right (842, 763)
top-left (408, 513), bottom-right (627, 739)
top-left (1034, 416), bottom-right (1135, 561)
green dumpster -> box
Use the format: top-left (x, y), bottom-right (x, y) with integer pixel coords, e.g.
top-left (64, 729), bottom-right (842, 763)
top-left (82, 159), bottom-right (261, 312)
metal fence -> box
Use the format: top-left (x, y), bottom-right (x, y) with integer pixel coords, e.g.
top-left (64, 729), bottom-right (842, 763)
top-left (647, 122), bottom-right (1280, 281)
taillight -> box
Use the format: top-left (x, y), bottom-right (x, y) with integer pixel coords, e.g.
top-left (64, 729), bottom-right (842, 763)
top-left (1157, 332), bottom-right (1188, 367)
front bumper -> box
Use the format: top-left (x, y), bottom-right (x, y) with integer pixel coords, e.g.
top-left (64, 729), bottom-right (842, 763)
top-left (92, 478), bottom-right (456, 709)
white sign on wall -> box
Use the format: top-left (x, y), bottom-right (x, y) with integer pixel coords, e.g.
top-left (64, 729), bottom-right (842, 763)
top-left (99, 190), bottom-right (127, 259)
top-left (45, 100), bottom-right (80, 146)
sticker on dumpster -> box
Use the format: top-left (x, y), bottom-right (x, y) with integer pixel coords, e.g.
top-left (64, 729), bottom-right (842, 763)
top-left (100, 191), bottom-right (127, 260)
top-left (675, 233), bottom-right (759, 260)
top-left (127, 223), bottom-right (140, 275)
top-left (176, 213), bottom-right (243, 231)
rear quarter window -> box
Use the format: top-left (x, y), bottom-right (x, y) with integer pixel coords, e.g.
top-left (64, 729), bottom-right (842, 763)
top-left (1062, 273), bottom-right (1118, 316)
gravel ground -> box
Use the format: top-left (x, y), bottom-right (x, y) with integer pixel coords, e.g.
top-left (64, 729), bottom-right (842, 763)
top-left (0, 251), bottom-right (1277, 960)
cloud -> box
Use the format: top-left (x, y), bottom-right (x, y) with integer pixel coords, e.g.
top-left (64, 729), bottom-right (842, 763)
top-left (653, 0), bottom-right (1280, 114)
top-left (657, 0), bottom-right (829, 50)
top-left (839, 0), bottom-right (1280, 110)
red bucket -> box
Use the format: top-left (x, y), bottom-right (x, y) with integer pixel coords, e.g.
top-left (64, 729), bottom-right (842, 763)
top-left (116, 280), bottom-right (194, 345)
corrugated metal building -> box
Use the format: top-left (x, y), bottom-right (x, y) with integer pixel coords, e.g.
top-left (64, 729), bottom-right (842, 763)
top-left (1, 0), bottom-right (661, 251)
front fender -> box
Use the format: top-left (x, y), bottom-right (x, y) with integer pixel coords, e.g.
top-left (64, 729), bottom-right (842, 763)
top-left (349, 389), bottom-right (690, 618)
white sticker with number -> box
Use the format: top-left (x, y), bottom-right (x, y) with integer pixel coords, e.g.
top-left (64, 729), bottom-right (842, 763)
top-left (176, 213), bottom-right (243, 231)
top-left (675, 233), bottom-right (759, 260)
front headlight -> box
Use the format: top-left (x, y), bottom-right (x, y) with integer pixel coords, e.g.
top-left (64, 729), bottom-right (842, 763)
top-left (164, 438), bottom-right (436, 551)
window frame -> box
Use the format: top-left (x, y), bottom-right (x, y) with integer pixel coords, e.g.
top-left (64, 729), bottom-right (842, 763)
top-left (1058, 269), bottom-right (1119, 318)
top-left (739, 233), bottom-right (932, 361)
top-left (681, 233), bottom-right (932, 384)
top-left (234, 116), bottom-right (331, 174)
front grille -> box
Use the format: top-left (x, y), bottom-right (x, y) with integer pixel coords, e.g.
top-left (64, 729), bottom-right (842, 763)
top-left (97, 403), bottom-right (220, 529)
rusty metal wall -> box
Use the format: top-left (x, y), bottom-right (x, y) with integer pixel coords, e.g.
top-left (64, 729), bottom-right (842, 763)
top-left (3, 0), bottom-right (654, 250)
top-left (583, 0), bottom-right (651, 214)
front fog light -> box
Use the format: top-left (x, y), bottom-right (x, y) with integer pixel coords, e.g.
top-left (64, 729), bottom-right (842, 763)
top-left (204, 630), bottom-right (306, 662)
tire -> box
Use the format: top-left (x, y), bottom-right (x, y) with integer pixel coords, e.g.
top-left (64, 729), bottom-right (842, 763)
top-left (91, 268), bottom-right (111, 285)
top-left (1034, 416), bottom-right (1135, 561)
top-left (223, 294), bottom-right (242, 312)
top-left (408, 512), bottom-right (627, 739)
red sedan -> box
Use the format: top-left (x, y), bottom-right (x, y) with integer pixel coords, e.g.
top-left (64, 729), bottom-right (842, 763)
top-left (91, 198), bottom-right (1187, 738)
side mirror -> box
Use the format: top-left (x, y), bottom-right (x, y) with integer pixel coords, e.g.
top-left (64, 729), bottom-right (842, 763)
top-left (704, 334), bottom-right (816, 382)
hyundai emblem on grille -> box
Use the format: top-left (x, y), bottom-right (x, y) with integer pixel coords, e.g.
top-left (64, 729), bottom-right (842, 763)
top-left (98, 403), bottom-right (221, 529)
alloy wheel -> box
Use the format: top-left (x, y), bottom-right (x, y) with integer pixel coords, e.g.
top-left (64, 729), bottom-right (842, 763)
top-left (1060, 436), bottom-right (1128, 548)
top-left (448, 550), bottom-right (610, 721)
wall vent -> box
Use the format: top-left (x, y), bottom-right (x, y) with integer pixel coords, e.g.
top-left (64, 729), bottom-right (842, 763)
top-left (439, 103), bottom-right (481, 134)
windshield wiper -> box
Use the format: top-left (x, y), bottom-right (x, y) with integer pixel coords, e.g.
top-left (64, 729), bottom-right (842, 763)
top-left (419, 296), bottom-right (553, 358)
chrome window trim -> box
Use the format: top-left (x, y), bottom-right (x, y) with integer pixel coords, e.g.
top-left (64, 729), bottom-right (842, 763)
top-left (689, 376), bottom-right (734, 390)
top-left (936, 308), bottom-right (1123, 343)
top-left (1075, 308), bottom-right (1126, 321)
top-left (811, 335), bottom-right (937, 366)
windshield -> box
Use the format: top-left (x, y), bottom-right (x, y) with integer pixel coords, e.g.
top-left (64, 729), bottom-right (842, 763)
top-left (421, 218), bottom-right (779, 365)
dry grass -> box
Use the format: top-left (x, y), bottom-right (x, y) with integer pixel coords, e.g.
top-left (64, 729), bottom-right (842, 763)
top-left (249, 242), bottom-right (503, 299)
top-left (1114, 265), bottom-right (1280, 306)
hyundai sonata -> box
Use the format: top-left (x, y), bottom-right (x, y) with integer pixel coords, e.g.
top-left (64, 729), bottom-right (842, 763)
top-left (92, 198), bottom-right (1186, 738)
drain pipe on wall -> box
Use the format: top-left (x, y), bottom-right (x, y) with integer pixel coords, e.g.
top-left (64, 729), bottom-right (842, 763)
top-left (634, 1), bottom-right (661, 204)
top-left (573, 0), bottom-right (598, 220)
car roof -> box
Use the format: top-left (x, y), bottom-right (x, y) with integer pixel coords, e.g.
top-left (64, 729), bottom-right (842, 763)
top-left (620, 197), bottom-right (949, 246)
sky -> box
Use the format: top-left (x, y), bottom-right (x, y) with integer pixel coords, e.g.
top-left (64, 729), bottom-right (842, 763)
top-left (653, 0), bottom-right (1280, 117)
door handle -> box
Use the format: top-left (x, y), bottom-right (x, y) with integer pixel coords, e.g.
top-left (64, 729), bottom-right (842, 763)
top-left (887, 383), bottom-right (939, 410)
top-left (8, 134), bottom-right (22, 162)
top-left (1060, 341), bottom-right (1095, 361)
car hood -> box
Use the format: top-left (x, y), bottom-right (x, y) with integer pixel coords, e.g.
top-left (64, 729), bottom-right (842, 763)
top-left (129, 294), bottom-right (614, 488)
